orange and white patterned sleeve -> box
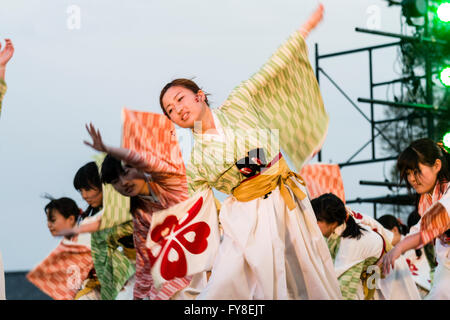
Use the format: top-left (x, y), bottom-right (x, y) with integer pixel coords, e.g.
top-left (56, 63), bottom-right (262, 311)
top-left (123, 149), bottom-right (189, 208)
top-left (420, 194), bottom-right (450, 245)
top-left (121, 108), bottom-right (189, 207)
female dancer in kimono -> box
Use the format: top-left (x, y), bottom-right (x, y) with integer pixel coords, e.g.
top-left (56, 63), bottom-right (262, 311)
top-left (83, 126), bottom-right (205, 300)
top-left (72, 161), bottom-right (136, 300)
top-left (381, 138), bottom-right (450, 300)
top-left (43, 196), bottom-right (101, 300)
top-left (158, 4), bottom-right (342, 299)
top-left (0, 39), bottom-right (15, 299)
top-left (0, 38), bottom-right (14, 119)
top-left (311, 193), bottom-right (384, 300)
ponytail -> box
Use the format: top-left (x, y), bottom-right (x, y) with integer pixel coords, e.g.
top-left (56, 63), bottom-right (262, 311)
top-left (341, 215), bottom-right (366, 240)
top-left (311, 193), bottom-right (365, 240)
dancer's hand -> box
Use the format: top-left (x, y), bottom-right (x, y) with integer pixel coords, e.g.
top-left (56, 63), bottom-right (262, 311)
top-left (378, 245), bottom-right (402, 275)
top-left (299, 3), bottom-right (324, 38)
top-left (84, 123), bottom-right (109, 153)
top-left (0, 39), bottom-right (14, 80)
top-left (0, 39), bottom-right (14, 68)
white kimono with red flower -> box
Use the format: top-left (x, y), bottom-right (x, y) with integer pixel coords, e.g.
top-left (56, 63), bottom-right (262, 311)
top-left (146, 188), bottom-right (220, 290)
top-left (146, 29), bottom-right (344, 300)
top-left (121, 108), bottom-right (207, 300)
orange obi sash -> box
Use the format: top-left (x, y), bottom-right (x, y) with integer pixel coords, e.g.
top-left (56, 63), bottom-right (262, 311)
top-left (232, 154), bottom-right (307, 210)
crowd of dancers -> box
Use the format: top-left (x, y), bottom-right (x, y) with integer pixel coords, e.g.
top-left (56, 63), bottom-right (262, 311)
top-left (0, 4), bottom-right (448, 300)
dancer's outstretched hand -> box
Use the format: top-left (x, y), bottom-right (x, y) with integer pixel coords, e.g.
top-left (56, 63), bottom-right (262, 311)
top-left (299, 3), bottom-right (324, 38)
top-left (378, 245), bottom-right (402, 275)
top-left (84, 123), bottom-right (109, 153)
top-left (0, 39), bottom-right (14, 68)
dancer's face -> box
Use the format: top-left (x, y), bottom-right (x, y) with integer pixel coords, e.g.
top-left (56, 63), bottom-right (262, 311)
top-left (161, 86), bottom-right (207, 129)
top-left (47, 209), bottom-right (76, 236)
top-left (317, 220), bottom-right (339, 238)
top-left (406, 160), bottom-right (441, 195)
top-left (79, 187), bottom-right (103, 208)
top-left (110, 167), bottom-right (147, 197)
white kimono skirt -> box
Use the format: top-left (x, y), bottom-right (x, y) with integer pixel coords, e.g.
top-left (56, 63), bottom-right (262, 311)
top-left (197, 179), bottom-right (343, 300)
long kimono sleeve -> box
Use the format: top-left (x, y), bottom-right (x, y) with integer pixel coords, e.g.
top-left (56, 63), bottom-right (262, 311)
top-left (90, 221), bottom-right (135, 300)
top-left (220, 30), bottom-right (328, 170)
top-left (123, 149), bottom-right (189, 207)
top-left (186, 158), bottom-right (210, 196)
top-left (0, 79), bottom-right (7, 119)
top-left (122, 108), bottom-right (189, 206)
top-left (420, 193), bottom-right (450, 246)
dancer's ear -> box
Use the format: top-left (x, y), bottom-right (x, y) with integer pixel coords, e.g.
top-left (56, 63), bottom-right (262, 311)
top-left (197, 90), bottom-right (205, 102)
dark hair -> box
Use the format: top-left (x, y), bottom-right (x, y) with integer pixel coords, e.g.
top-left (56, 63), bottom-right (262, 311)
top-left (44, 196), bottom-right (79, 221)
top-left (159, 78), bottom-right (210, 118)
top-left (100, 154), bottom-right (143, 216)
top-left (101, 154), bottom-right (125, 184)
top-left (397, 138), bottom-right (450, 193)
top-left (73, 162), bottom-right (103, 221)
top-left (311, 193), bottom-right (366, 239)
top-left (407, 209), bottom-right (421, 231)
top-left (407, 209), bottom-right (423, 258)
top-left (73, 162), bottom-right (102, 191)
top-left (377, 214), bottom-right (407, 235)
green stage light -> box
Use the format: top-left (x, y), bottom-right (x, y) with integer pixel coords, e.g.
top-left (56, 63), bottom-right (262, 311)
top-left (402, 0), bottom-right (427, 18)
top-left (439, 67), bottom-right (450, 87)
top-left (437, 2), bottom-right (450, 22)
top-left (443, 132), bottom-right (450, 149)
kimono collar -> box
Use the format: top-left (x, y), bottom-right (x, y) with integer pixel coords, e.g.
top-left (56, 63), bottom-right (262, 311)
top-left (419, 181), bottom-right (449, 216)
top-left (192, 109), bottom-right (225, 143)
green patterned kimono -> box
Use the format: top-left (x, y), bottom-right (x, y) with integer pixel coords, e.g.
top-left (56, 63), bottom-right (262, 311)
top-left (183, 28), bottom-right (343, 300)
top-left (327, 234), bottom-right (379, 300)
top-left (0, 79), bottom-right (7, 118)
top-left (90, 221), bottom-right (135, 300)
top-left (90, 155), bottom-right (135, 300)
top-left (187, 30), bottom-right (328, 194)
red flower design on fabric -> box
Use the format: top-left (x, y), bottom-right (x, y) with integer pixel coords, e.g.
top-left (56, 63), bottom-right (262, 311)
top-left (352, 211), bottom-right (363, 220)
top-left (148, 197), bottom-right (211, 281)
top-left (405, 258), bottom-right (419, 276)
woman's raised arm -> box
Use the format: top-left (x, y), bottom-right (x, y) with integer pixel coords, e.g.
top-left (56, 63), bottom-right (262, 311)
top-left (84, 122), bottom-right (145, 168)
top-left (0, 39), bottom-right (14, 81)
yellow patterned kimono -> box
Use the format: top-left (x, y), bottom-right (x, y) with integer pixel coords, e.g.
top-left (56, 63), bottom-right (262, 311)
top-left (187, 30), bottom-right (341, 299)
top-left (327, 232), bottom-right (382, 300)
top-left (89, 154), bottom-right (136, 300)
top-left (0, 79), bottom-right (6, 118)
